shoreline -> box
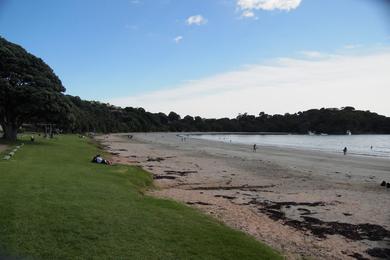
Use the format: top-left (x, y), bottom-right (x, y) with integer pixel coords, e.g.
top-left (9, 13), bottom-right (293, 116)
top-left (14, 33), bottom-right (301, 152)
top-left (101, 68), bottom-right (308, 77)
top-left (97, 132), bottom-right (390, 260)
top-left (186, 133), bottom-right (390, 160)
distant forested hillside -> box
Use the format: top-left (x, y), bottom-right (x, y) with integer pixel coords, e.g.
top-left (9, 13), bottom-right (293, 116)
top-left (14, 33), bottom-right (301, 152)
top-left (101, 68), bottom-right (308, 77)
top-left (56, 99), bottom-right (390, 135)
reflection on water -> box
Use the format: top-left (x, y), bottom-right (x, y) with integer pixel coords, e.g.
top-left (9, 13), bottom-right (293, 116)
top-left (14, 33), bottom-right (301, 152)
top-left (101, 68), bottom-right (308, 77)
top-left (191, 134), bottom-right (390, 158)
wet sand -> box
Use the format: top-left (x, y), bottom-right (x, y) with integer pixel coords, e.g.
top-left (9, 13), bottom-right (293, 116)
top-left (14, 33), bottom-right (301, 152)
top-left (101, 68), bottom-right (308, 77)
top-left (96, 133), bottom-right (390, 260)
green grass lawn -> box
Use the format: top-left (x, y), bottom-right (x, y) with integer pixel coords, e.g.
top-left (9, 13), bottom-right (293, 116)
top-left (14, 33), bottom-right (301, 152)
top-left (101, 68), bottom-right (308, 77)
top-left (0, 135), bottom-right (282, 259)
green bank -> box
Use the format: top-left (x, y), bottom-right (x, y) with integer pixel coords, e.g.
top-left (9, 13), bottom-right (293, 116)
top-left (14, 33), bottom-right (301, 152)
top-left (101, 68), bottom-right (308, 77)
top-left (0, 135), bottom-right (282, 259)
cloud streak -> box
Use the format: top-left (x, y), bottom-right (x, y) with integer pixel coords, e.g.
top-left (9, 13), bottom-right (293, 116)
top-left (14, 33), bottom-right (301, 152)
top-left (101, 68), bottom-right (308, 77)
top-left (237, 0), bottom-right (302, 18)
top-left (300, 50), bottom-right (326, 58)
top-left (186, 15), bottom-right (208, 26)
top-left (237, 0), bottom-right (302, 11)
top-left (174, 35), bottom-right (183, 43)
top-left (110, 50), bottom-right (390, 118)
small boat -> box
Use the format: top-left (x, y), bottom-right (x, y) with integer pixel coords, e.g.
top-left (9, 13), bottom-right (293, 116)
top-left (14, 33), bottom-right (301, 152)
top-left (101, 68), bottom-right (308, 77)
top-left (308, 131), bottom-right (315, 136)
top-left (346, 130), bottom-right (352, 135)
top-left (320, 133), bottom-right (328, 136)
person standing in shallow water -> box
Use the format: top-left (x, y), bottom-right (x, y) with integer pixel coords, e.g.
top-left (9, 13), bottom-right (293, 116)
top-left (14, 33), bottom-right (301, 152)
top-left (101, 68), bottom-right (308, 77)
top-left (253, 144), bottom-right (257, 152)
top-left (343, 147), bottom-right (347, 155)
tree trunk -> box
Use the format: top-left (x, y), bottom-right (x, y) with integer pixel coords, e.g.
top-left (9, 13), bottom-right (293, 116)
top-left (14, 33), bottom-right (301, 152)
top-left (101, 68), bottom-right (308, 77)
top-left (1, 123), bottom-right (18, 141)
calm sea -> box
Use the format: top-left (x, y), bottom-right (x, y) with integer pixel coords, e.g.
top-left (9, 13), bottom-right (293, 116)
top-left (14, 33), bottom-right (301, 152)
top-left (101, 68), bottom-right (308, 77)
top-left (190, 134), bottom-right (390, 158)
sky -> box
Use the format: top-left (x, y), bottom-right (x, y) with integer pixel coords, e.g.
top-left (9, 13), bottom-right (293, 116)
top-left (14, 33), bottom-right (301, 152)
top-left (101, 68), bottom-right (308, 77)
top-left (0, 0), bottom-right (389, 118)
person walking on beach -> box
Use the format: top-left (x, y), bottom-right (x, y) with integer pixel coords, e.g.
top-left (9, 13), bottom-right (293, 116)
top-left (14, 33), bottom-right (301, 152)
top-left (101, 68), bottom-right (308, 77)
top-left (343, 147), bottom-right (347, 155)
top-left (253, 144), bottom-right (257, 152)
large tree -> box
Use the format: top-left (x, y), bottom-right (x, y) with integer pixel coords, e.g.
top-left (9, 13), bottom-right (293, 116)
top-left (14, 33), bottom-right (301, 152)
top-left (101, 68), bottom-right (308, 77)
top-left (0, 36), bottom-right (67, 140)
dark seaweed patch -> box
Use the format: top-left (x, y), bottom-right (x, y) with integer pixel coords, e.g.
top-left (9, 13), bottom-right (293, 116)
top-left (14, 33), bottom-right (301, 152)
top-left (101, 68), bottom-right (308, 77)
top-left (147, 157), bottom-right (165, 162)
top-left (186, 201), bottom-right (213, 206)
top-left (366, 248), bottom-right (390, 259)
top-left (248, 199), bottom-right (390, 241)
top-left (164, 170), bottom-right (198, 176)
top-left (347, 252), bottom-right (369, 260)
top-left (214, 195), bottom-right (237, 200)
top-left (153, 175), bottom-right (176, 180)
top-left (190, 184), bottom-right (275, 191)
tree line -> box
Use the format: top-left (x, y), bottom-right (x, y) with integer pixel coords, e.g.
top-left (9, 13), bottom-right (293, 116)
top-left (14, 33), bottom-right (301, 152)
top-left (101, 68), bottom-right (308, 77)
top-left (57, 101), bottom-right (390, 135)
top-left (1, 36), bottom-right (390, 140)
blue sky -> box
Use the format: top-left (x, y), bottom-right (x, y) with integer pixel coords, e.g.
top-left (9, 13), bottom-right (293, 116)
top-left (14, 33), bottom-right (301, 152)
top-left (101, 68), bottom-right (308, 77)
top-left (0, 0), bottom-right (389, 117)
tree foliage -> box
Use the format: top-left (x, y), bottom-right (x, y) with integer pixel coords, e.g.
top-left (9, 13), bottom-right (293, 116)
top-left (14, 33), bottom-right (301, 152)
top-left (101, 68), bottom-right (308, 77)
top-left (0, 36), bottom-right (69, 140)
top-left (60, 101), bottom-right (390, 135)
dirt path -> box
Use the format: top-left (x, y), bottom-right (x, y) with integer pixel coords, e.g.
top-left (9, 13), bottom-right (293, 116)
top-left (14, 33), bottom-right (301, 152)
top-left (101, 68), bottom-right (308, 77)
top-left (0, 144), bottom-right (8, 153)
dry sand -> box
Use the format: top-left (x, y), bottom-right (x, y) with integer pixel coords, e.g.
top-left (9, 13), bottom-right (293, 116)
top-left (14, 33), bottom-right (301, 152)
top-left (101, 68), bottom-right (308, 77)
top-left (96, 133), bottom-right (390, 260)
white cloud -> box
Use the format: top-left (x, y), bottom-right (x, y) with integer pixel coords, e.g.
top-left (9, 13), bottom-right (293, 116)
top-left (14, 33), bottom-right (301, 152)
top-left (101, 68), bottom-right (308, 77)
top-left (237, 0), bottom-right (302, 11)
top-left (174, 36), bottom-right (183, 43)
top-left (241, 10), bottom-right (256, 18)
top-left (109, 50), bottom-right (390, 118)
top-left (186, 15), bottom-right (208, 26)
top-left (344, 44), bottom-right (362, 49)
top-left (237, 0), bottom-right (302, 18)
top-left (300, 51), bottom-right (325, 58)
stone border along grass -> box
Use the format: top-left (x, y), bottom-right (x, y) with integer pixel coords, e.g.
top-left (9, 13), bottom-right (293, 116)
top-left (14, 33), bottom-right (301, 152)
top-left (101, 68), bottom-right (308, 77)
top-left (2, 143), bottom-right (24, 160)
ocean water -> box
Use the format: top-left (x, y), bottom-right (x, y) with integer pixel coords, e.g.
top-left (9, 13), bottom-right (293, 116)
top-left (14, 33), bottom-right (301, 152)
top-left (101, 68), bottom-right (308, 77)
top-left (190, 134), bottom-right (390, 158)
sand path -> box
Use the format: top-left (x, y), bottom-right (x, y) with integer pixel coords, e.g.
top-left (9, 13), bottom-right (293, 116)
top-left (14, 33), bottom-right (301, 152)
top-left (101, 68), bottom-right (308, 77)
top-left (97, 133), bottom-right (390, 260)
top-left (0, 144), bottom-right (8, 153)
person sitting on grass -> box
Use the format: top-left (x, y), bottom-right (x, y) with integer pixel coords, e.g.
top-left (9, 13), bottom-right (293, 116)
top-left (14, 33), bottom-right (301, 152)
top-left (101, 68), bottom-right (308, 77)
top-left (91, 154), bottom-right (112, 165)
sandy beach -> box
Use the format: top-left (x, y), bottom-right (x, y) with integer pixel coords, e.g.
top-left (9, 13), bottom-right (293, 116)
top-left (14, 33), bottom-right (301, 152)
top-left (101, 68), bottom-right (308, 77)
top-left (96, 133), bottom-right (390, 260)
